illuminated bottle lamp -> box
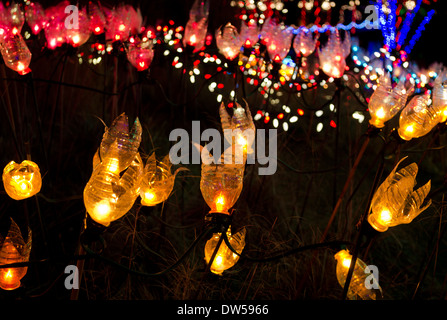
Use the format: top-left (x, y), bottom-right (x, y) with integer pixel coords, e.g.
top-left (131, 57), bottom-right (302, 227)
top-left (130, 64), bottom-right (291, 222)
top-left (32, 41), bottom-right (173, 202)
top-left (140, 152), bottom-right (187, 206)
top-left (293, 28), bottom-right (318, 57)
top-left (367, 157), bottom-right (431, 232)
top-left (25, 2), bottom-right (47, 35)
top-left (88, 2), bottom-right (106, 35)
top-left (240, 20), bottom-right (259, 48)
top-left (65, 7), bottom-right (91, 47)
top-left (334, 249), bottom-right (381, 300)
top-left (0, 219), bottom-right (32, 291)
top-left (200, 150), bottom-right (244, 215)
top-left (126, 40), bottom-right (154, 71)
top-left (432, 72), bottom-right (447, 123)
top-left (2, 160), bottom-right (42, 200)
top-left (219, 101), bottom-right (255, 156)
top-left (368, 73), bottom-right (411, 128)
top-left (318, 29), bottom-right (350, 79)
top-left (0, 33), bottom-right (31, 75)
top-left (84, 148), bottom-right (143, 227)
top-left (99, 113), bottom-right (142, 173)
top-left (397, 94), bottom-right (439, 141)
top-left (262, 19), bottom-right (293, 64)
top-left (204, 227), bottom-right (246, 275)
top-left (216, 23), bottom-right (243, 61)
top-left (183, 0), bottom-right (209, 52)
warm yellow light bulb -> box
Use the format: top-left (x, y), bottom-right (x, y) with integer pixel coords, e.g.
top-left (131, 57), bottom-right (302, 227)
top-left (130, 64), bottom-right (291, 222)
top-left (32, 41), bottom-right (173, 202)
top-left (375, 107), bottom-right (386, 119)
top-left (3, 160), bottom-right (42, 200)
top-left (204, 227), bottom-right (246, 275)
top-left (334, 249), bottom-right (381, 300)
top-left (368, 157), bottom-right (431, 232)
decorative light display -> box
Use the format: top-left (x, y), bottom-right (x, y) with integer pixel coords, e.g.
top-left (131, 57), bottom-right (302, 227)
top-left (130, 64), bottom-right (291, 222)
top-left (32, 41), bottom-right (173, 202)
top-left (97, 113), bottom-right (142, 174)
top-left (368, 72), bottom-right (412, 128)
top-left (2, 160), bottom-right (42, 200)
top-left (85, 113), bottom-right (144, 227)
top-left (0, 0), bottom-right (443, 301)
top-left (368, 157), bottom-right (431, 233)
top-left (216, 23), bottom-right (243, 61)
top-left (84, 147), bottom-right (144, 227)
top-left (200, 150), bottom-right (245, 215)
top-left (397, 93), bottom-right (439, 141)
top-left (0, 219), bottom-right (32, 291)
top-left (140, 153), bottom-right (186, 207)
top-left (204, 226), bottom-right (246, 275)
top-left (334, 249), bottom-right (381, 300)
top-left (183, 0), bottom-right (209, 52)
top-left (220, 101), bottom-right (255, 155)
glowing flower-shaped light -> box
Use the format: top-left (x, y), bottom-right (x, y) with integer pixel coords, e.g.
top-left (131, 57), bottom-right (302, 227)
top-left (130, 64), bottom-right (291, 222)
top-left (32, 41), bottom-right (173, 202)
top-left (25, 2), bottom-right (47, 35)
top-left (2, 160), bottom-right (42, 200)
top-left (105, 4), bottom-right (142, 42)
top-left (318, 29), bottom-right (350, 78)
top-left (44, 1), bottom-right (70, 49)
top-left (334, 249), bottom-right (381, 300)
top-left (216, 23), bottom-right (243, 60)
top-left (183, 0), bottom-right (209, 52)
top-left (261, 18), bottom-right (293, 63)
top-left (240, 20), bottom-right (259, 48)
top-left (432, 71), bottom-right (447, 123)
top-left (204, 226), bottom-right (246, 275)
top-left (219, 101), bottom-right (255, 155)
top-left (200, 147), bottom-right (245, 215)
top-left (368, 157), bottom-right (431, 232)
top-left (84, 146), bottom-right (144, 227)
top-left (88, 2), bottom-right (106, 35)
top-left (126, 39), bottom-right (154, 71)
top-left (65, 6), bottom-right (91, 47)
top-left (0, 218), bottom-right (32, 291)
top-left (0, 33), bottom-right (32, 74)
top-left (97, 113), bottom-right (142, 173)
top-left (368, 73), bottom-right (412, 128)
top-left (397, 93), bottom-right (439, 141)
top-left (139, 152), bottom-right (187, 206)
top-left (293, 28), bottom-right (318, 57)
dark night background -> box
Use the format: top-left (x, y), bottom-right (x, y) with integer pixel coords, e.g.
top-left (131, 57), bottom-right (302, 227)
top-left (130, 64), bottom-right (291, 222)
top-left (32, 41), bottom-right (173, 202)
top-left (0, 0), bottom-right (447, 303)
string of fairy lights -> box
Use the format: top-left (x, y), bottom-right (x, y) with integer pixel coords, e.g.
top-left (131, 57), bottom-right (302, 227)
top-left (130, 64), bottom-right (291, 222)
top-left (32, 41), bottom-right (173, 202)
top-left (0, 0), bottom-right (444, 300)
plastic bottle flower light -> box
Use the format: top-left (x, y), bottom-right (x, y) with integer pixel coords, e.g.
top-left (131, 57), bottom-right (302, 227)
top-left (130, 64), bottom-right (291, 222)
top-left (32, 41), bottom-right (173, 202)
top-left (140, 153), bottom-right (186, 206)
top-left (219, 101), bottom-right (255, 155)
top-left (183, 0), bottom-right (209, 52)
top-left (126, 38), bottom-right (154, 71)
top-left (84, 146), bottom-right (143, 227)
top-left (318, 29), bottom-right (350, 78)
top-left (240, 20), bottom-right (259, 48)
top-left (367, 157), bottom-right (431, 232)
top-left (293, 28), bottom-right (318, 57)
top-left (65, 6), bottom-right (91, 47)
top-left (204, 227), bottom-right (246, 275)
top-left (25, 2), bottom-right (47, 35)
top-left (261, 18), bottom-right (293, 64)
top-left (397, 94), bottom-right (440, 141)
top-left (0, 219), bottom-right (32, 291)
top-left (200, 148), bottom-right (245, 215)
top-left (96, 113), bottom-right (142, 173)
top-left (0, 3), bottom-right (31, 74)
top-left (334, 249), bottom-right (381, 300)
top-left (86, 113), bottom-right (143, 227)
top-left (2, 160), bottom-right (42, 200)
top-left (432, 71), bottom-right (447, 123)
top-left (216, 23), bottom-right (243, 61)
top-left (368, 73), bottom-right (412, 128)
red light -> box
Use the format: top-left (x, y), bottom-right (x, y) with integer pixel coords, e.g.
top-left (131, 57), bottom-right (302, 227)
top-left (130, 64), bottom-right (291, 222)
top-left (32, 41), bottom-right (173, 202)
top-left (297, 109), bottom-right (304, 116)
top-left (330, 120), bottom-right (337, 128)
top-left (217, 83), bottom-right (224, 89)
top-left (277, 113), bottom-right (284, 119)
top-left (204, 74), bottom-right (212, 79)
